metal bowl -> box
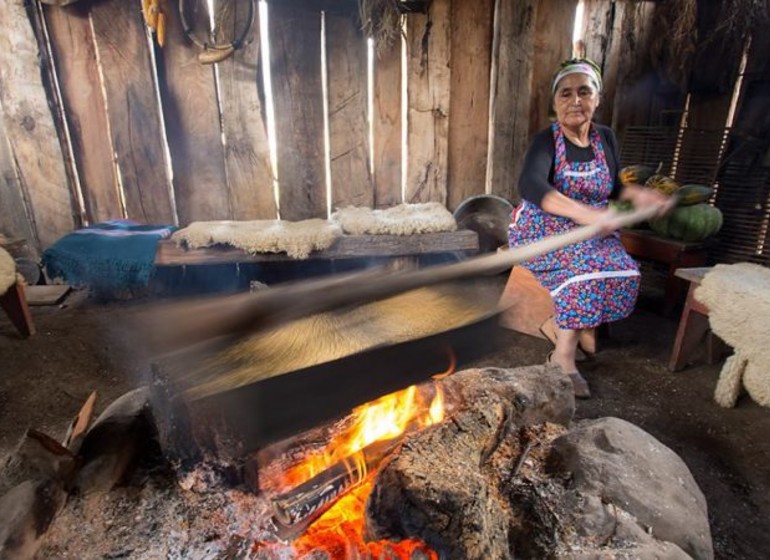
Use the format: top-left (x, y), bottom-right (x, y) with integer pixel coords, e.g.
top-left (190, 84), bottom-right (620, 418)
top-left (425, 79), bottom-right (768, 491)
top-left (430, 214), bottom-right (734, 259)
top-left (453, 194), bottom-right (514, 253)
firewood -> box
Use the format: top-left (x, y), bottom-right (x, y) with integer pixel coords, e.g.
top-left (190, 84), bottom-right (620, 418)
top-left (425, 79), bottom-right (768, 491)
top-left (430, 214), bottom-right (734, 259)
top-left (0, 479), bottom-right (66, 560)
top-left (73, 388), bottom-right (154, 494)
top-left (0, 429), bottom-right (75, 498)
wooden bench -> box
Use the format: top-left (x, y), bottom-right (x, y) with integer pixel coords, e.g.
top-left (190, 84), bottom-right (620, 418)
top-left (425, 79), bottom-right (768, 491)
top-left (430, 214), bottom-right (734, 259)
top-left (620, 229), bottom-right (709, 315)
top-left (0, 281), bottom-right (35, 337)
top-left (154, 231), bottom-right (480, 266)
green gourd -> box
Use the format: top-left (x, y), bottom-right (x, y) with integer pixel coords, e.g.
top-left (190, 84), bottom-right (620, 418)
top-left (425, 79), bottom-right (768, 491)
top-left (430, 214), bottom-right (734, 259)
top-left (649, 203), bottom-right (723, 242)
top-left (676, 184), bottom-right (713, 206)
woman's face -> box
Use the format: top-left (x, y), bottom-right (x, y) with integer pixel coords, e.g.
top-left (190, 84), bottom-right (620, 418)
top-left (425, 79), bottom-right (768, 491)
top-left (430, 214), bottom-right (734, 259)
top-left (553, 73), bottom-right (600, 129)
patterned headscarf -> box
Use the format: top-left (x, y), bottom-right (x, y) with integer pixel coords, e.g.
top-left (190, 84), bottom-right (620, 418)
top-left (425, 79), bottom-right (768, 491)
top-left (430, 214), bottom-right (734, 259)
top-left (551, 58), bottom-right (603, 95)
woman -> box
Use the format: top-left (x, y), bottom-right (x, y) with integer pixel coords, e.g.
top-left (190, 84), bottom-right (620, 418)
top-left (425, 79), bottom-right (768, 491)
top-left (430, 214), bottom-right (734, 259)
top-left (508, 58), bottom-right (672, 398)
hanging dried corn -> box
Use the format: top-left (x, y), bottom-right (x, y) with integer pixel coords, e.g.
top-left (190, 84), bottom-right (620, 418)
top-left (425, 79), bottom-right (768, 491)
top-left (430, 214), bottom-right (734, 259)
top-left (142, 0), bottom-right (167, 48)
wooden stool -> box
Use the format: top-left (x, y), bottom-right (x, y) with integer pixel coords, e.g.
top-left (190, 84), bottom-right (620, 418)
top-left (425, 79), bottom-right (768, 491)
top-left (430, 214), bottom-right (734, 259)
top-left (0, 281), bottom-right (35, 337)
top-left (667, 267), bottom-right (726, 371)
top-left (498, 266), bottom-right (597, 352)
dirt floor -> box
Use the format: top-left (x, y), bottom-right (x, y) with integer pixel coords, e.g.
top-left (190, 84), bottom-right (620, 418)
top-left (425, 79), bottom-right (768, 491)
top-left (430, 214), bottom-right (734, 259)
top-left (1, 274), bottom-right (769, 559)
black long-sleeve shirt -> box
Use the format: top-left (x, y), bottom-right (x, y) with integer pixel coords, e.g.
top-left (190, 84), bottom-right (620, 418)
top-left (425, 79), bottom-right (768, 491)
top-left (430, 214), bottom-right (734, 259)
top-left (518, 124), bottom-right (622, 207)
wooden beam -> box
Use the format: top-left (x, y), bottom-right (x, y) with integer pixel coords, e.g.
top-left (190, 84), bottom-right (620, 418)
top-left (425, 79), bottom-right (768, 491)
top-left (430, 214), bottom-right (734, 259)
top-left (529, 0), bottom-right (578, 135)
top-left (43, 4), bottom-right (122, 224)
top-left (90, 0), bottom-right (175, 225)
top-left (215, 2), bottom-right (277, 220)
top-left (0, 0), bottom-right (77, 248)
top-left (155, 230), bottom-right (479, 265)
top-left (447, 0), bottom-right (493, 211)
top-left (486, 0), bottom-right (536, 202)
top-left (405, 0), bottom-right (451, 205)
top-left (372, 35), bottom-right (403, 208)
top-left (269, 3), bottom-right (326, 221)
top-left (326, 12), bottom-right (373, 210)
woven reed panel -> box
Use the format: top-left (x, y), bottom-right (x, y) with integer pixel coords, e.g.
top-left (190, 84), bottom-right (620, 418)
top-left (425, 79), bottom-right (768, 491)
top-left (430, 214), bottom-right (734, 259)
top-left (621, 126), bottom-right (770, 267)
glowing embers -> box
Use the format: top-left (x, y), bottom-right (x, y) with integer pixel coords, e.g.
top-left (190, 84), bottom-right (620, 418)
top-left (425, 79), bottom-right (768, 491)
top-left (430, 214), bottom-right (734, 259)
top-left (263, 381), bottom-right (446, 557)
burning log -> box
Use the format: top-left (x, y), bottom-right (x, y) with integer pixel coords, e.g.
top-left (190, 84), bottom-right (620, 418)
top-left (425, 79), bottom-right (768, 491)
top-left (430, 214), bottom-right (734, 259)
top-left (269, 437), bottom-right (402, 542)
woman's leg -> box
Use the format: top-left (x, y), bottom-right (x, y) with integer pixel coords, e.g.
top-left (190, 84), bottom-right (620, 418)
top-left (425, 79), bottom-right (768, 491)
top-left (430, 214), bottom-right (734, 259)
top-left (551, 327), bottom-right (580, 374)
top-left (549, 327), bottom-right (592, 398)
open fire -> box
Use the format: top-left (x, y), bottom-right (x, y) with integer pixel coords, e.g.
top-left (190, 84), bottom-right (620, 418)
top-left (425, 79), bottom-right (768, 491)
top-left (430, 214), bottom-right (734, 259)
top-left (257, 381), bottom-right (448, 558)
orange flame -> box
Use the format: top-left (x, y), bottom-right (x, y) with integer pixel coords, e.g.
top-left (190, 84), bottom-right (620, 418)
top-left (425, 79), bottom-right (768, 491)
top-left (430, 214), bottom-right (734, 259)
top-left (278, 381), bottom-right (446, 557)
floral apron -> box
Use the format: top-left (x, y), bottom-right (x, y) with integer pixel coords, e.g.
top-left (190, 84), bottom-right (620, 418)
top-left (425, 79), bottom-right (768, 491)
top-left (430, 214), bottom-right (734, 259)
top-left (508, 123), bottom-right (640, 330)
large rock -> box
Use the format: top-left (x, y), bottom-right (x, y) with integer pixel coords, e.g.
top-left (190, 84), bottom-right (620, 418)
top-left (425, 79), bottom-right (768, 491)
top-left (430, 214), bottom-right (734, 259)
top-left (548, 417), bottom-right (713, 559)
top-left (365, 369), bottom-right (713, 560)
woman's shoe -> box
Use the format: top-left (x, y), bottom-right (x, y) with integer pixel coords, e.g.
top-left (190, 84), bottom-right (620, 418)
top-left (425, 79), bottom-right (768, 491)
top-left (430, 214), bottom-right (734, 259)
top-left (546, 352), bottom-right (592, 399)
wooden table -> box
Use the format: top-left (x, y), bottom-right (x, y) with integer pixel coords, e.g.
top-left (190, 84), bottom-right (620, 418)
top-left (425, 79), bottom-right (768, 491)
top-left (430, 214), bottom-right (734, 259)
top-left (155, 231), bottom-right (480, 266)
top-left (620, 229), bottom-right (710, 315)
top-left (667, 266), bottom-right (727, 371)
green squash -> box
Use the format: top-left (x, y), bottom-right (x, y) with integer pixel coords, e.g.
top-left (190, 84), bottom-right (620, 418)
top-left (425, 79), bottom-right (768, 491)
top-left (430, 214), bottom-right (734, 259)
top-left (676, 184), bottom-right (713, 206)
top-left (649, 203), bottom-right (723, 242)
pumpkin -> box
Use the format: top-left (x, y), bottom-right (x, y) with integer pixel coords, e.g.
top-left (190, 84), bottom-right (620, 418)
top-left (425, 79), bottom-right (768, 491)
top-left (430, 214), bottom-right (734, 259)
top-left (619, 165), bottom-right (656, 187)
top-left (649, 203), bottom-right (723, 242)
top-left (676, 184), bottom-right (713, 206)
top-left (645, 174), bottom-right (680, 196)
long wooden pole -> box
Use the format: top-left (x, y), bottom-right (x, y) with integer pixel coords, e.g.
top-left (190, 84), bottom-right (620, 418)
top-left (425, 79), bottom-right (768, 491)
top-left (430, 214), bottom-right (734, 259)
top-left (148, 205), bottom-right (661, 353)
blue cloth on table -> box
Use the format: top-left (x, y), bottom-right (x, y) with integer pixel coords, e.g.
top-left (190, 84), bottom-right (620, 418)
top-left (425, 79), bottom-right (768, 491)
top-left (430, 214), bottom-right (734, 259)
top-left (42, 220), bottom-right (177, 294)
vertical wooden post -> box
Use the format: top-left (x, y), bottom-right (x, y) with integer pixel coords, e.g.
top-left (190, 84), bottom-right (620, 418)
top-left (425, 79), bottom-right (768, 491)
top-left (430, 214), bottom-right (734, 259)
top-left (269, 3), bottom-right (326, 220)
top-left (0, 0), bottom-right (77, 249)
top-left (158, 0), bottom-right (230, 223)
top-left (90, 0), bottom-right (175, 225)
top-left (611, 2), bottom-right (657, 140)
top-left (486, 0), bottom-right (536, 203)
top-left (405, 0), bottom-right (451, 205)
top-left (447, 0), bottom-right (493, 211)
top-left (0, 112), bottom-right (37, 255)
top-left (529, 0), bottom-right (578, 136)
top-left (216, 3), bottom-right (277, 220)
top-left (326, 11), bottom-right (373, 210)
top-left (372, 35), bottom-right (403, 208)
top-left (43, 4), bottom-right (121, 225)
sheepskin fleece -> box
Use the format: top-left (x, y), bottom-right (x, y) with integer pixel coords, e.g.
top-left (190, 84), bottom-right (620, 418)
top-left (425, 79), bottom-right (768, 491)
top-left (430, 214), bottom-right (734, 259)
top-left (0, 247), bottom-right (17, 296)
top-left (172, 219), bottom-right (342, 260)
top-left (695, 262), bottom-right (770, 407)
top-left (332, 202), bottom-right (457, 236)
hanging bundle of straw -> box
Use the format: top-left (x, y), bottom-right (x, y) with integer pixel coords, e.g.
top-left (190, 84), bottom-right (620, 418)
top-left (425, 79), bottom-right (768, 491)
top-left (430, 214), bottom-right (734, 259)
top-left (358, 0), bottom-right (404, 58)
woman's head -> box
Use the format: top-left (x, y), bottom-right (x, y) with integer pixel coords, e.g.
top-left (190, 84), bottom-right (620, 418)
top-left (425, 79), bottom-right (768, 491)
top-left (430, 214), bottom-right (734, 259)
top-left (551, 58), bottom-right (602, 129)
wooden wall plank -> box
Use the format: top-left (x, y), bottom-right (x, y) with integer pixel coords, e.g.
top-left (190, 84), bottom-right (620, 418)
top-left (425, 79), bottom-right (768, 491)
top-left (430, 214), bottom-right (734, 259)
top-left (90, 0), bottom-right (175, 225)
top-left (405, 0), bottom-right (451, 205)
top-left (43, 4), bottom-right (121, 224)
top-left (372, 36), bottom-right (402, 208)
top-left (215, 2), bottom-right (277, 220)
top-left (0, 115), bottom-right (37, 255)
top-left (158, 0), bottom-right (230, 224)
top-left (326, 12), bottom-right (373, 210)
top-left (612, 2), bottom-right (658, 139)
top-left (487, 0), bottom-right (536, 203)
top-left (0, 0), bottom-right (76, 249)
top-left (269, 3), bottom-right (326, 221)
top-left (529, 0), bottom-right (578, 135)
top-left (447, 0), bottom-right (493, 211)
top-left (578, 0), bottom-right (621, 126)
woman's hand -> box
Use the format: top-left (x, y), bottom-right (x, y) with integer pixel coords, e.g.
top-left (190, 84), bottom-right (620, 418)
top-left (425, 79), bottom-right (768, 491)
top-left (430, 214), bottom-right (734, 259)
top-left (621, 184), bottom-right (676, 217)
